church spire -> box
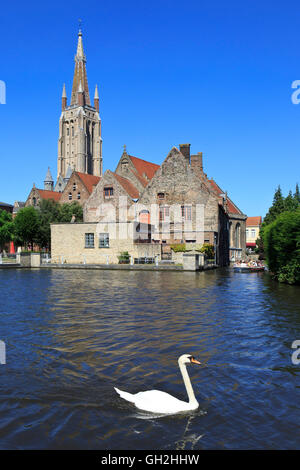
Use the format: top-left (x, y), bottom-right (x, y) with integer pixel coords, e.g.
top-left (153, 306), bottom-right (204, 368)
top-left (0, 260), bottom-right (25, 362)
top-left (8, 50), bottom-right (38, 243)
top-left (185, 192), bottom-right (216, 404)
top-left (70, 29), bottom-right (90, 106)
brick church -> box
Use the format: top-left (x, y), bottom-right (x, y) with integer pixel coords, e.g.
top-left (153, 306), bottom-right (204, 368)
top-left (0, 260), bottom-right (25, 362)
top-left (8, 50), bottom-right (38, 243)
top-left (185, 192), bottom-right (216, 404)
top-left (25, 29), bottom-right (247, 265)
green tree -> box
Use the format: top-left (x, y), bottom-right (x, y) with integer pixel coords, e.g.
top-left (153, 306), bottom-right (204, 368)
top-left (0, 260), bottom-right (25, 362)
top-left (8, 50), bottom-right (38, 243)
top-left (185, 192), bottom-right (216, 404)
top-left (14, 206), bottom-right (40, 250)
top-left (263, 185), bottom-right (285, 226)
top-left (36, 199), bottom-right (61, 249)
top-left (58, 202), bottom-right (83, 223)
top-left (284, 190), bottom-right (299, 212)
top-left (263, 209), bottom-right (300, 284)
top-left (294, 183), bottom-right (300, 204)
top-left (0, 209), bottom-right (14, 250)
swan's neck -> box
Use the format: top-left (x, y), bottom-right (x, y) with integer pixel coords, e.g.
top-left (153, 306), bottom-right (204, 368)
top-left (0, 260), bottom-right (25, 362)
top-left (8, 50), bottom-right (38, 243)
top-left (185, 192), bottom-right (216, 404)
top-left (179, 362), bottom-right (198, 406)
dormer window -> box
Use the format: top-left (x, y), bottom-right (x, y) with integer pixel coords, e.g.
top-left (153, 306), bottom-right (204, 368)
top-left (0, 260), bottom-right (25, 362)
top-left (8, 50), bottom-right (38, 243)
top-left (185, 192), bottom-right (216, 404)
top-left (104, 187), bottom-right (114, 198)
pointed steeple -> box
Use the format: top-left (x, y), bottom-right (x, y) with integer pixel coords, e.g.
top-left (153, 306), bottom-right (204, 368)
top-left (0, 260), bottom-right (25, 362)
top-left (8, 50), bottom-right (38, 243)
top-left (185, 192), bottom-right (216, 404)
top-left (71, 29), bottom-right (90, 106)
top-left (44, 167), bottom-right (54, 191)
top-left (76, 29), bottom-right (85, 58)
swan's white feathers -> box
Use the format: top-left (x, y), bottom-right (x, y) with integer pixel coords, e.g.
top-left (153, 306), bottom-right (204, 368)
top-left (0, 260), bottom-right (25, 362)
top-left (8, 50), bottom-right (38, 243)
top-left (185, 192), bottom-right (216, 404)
top-left (114, 354), bottom-right (201, 415)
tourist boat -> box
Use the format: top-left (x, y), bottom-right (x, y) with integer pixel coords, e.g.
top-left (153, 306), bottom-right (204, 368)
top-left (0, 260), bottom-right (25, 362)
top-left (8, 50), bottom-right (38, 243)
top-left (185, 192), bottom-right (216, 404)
top-left (233, 264), bottom-right (266, 273)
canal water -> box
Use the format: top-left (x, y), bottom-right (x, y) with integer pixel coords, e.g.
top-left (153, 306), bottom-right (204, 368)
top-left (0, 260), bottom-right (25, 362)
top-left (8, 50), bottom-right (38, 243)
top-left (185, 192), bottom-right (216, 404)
top-left (0, 268), bottom-right (299, 449)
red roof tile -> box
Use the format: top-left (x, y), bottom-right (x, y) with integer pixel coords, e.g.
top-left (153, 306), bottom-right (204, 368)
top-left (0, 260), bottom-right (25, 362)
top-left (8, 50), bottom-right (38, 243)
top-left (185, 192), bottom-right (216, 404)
top-left (129, 155), bottom-right (160, 181)
top-left (130, 168), bottom-right (148, 187)
top-left (113, 173), bottom-right (140, 199)
top-left (75, 172), bottom-right (101, 194)
top-left (37, 189), bottom-right (62, 202)
top-left (208, 179), bottom-right (242, 215)
top-left (246, 216), bottom-right (262, 227)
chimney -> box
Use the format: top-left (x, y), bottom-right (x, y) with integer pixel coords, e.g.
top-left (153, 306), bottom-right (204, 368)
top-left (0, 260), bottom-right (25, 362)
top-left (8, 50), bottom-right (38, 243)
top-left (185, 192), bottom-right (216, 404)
top-left (94, 85), bottom-right (99, 112)
top-left (190, 152), bottom-right (203, 176)
top-left (179, 144), bottom-right (191, 164)
top-left (62, 84), bottom-right (67, 111)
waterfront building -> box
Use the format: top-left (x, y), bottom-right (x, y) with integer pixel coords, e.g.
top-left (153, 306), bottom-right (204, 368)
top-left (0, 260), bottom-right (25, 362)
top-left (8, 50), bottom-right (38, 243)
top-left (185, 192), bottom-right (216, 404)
top-left (20, 28), bottom-right (247, 265)
top-left (246, 216), bottom-right (262, 250)
top-left (52, 145), bottom-right (246, 266)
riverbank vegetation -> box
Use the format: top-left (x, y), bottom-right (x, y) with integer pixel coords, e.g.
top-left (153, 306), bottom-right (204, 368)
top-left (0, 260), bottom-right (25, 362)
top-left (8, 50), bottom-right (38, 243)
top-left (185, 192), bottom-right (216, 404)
top-left (258, 185), bottom-right (300, 285)
top-left (0, 200), bottom-right (83, 252)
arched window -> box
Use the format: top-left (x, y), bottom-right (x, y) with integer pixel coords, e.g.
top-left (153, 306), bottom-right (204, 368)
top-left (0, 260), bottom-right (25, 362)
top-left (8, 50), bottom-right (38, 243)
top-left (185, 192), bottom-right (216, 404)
top-left (235, 223), bottom-right (241, 248)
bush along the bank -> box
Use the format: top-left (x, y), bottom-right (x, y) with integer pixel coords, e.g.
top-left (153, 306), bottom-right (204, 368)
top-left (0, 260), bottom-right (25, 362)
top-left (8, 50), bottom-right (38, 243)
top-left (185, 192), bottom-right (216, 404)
top-left (262, 209), bottom-right (300, 285)
top-left (118, 251), bottom-right (130, 264)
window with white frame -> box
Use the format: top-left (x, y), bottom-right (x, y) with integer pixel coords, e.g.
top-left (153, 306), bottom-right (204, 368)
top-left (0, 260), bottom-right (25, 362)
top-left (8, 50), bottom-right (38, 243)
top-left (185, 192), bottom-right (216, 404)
top-left (85, 233), bottom-right (94, 248)
top-left (99, 233), bottom-right (109, 248)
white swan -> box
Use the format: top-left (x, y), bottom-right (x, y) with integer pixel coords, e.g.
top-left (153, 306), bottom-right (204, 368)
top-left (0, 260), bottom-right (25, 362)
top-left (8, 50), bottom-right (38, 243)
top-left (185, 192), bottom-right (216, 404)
top-left (114, 354), bottom-right (201, 414)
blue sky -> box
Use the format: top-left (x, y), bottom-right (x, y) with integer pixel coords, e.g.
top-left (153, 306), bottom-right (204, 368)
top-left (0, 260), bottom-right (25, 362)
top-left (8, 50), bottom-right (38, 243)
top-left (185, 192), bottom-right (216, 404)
top-left (0, 0), bottom-right (300, 216)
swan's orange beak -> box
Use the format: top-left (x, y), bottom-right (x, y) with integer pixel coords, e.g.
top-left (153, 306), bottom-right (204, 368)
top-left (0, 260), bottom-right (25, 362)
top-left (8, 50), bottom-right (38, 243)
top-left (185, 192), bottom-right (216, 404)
top-left (191, 357), bottom-right (201, 365)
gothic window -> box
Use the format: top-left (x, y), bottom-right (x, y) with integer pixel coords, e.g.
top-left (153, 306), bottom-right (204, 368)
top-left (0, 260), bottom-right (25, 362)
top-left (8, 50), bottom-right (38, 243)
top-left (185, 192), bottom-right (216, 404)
top-left (235, 223), bottom-right (241, 248)
top-left (72, 127), bottom-right (74, 136)
top-left (32, 197), bottom-right (37, 206)
top-left (67, 128), bottom-right (69, 136)
top-left (77, 192), bottom-right (81, 200)
top-left (73, 183), bottom-right (76, 191)
top-left (104, 187), bottom-right (114, 198)
top-left (99, 233), bottom-right (109, 248)
top-left (85, 233), bottom-right (94, 248)
top-left (69, 192), bottom-right (72, 200)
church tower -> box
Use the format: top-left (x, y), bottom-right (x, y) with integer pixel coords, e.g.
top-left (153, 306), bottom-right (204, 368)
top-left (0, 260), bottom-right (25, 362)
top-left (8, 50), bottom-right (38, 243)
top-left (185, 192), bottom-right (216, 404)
top-left (57, 29), bottom-right (103, 179)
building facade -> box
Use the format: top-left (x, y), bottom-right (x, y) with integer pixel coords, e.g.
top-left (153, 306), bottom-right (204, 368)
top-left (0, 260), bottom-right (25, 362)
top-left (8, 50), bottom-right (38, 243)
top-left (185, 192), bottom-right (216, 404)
top-left (246, 216), bottom-right (262, 250)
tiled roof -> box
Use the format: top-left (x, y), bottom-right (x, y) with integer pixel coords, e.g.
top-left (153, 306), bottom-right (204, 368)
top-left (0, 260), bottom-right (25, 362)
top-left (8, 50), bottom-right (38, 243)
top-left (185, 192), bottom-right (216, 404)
top-left (130, 168), bottom-right (148, 188)
top-left (113, 173), bottom-right (140, 199)
top-left (129, 155), bottom-right (160, 181)
top-left (246, 216), bottom-right (262, 227)
top-left (208, 179), bottom-right (242, 215)
top-left (37, 190), bottom-right (62, 202)
top-left (76, 172), bottom-right (101, 194)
